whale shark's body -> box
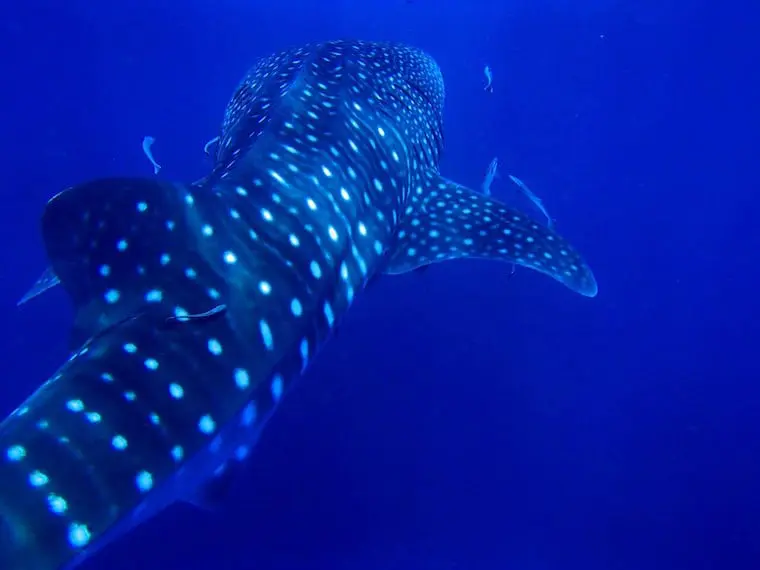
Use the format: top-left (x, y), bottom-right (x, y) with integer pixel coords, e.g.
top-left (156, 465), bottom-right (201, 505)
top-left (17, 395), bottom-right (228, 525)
top-left (0, 40), bottom-right (596, 570)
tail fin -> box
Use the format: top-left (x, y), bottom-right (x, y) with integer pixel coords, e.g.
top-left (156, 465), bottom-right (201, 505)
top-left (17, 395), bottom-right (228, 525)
top-left (40, 177), bottom-right (226, 348)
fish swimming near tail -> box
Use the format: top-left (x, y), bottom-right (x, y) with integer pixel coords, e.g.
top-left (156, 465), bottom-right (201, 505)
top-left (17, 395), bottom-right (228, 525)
top-left (0, 39), bottom-right (597, 570)
top-left (481, 156), bottom-right (499, 196)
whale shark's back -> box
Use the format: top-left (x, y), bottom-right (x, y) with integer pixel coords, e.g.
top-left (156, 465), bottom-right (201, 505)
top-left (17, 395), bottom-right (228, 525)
top-left (214, 40), bottom-right (445, 176)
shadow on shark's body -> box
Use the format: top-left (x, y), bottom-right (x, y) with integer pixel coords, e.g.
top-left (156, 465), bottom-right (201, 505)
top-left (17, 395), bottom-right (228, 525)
top-left (0, 39), bottom-right (597, 570)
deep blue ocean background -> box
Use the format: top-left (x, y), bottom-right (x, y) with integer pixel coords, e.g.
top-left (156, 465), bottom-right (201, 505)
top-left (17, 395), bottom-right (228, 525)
top-left (1, 1), bottom-right (757, 568)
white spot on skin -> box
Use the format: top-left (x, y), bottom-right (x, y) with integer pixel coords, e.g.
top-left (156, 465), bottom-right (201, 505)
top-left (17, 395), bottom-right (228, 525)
top-left (145, 289), bottom-right (163, 303)
top-left (324, 302), bottom-right (335, 327)
top-left (111, 435), bottom-right (128, 450)
top-left (66, 400), bottom-right (84, 413)
top-left (299, 338), bottom-right (309, 367)
top-left (85, 412), bottom-right (101, 423)
top-left (48, 494), bottom-right (67, 514)
top-left (291, 298), bottom-right (303, 317)
top-left (259, 281), bottom-right (272, 295)
top-left (198, 415), bottom-right (216, 434)
top-left (29, 470), bottom-right (49, 487)
top-left (169, 383), bottom-right (184, 399)
top-left (208, 339), bottom-right (222, 355)
top-left (104, 289), bottom-right (120, 304)
top-left (271, 375), bottom-right (284, 402)
top-left (260, 320), bottom-right (274, 350)
top-left (242, 402), bottom-right (256, 425)
top-left (310, 261), bottom-right (322, 279)
top-left (171, 446), bottom-right (184, 462)
top-left (6, 445), bottom-right (25, 461)
top-left (136, 470), bottom-right (153, 492)
top-left (223, 251), bottom-right (237, 264)
top-left (144, 358), bottom-right (159, 370)
top-left (68, 522), bottom-right (91, 548)
top-left (234, 368), bottom-right (250, 389)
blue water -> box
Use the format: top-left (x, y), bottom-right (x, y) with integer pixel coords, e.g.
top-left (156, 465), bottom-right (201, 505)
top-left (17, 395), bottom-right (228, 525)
top-left (1, 1), bottom-right (757, 569)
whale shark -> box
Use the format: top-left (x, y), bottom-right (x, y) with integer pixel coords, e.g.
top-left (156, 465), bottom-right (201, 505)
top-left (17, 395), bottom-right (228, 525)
top-left (0, 39), bottom-right (597, 570)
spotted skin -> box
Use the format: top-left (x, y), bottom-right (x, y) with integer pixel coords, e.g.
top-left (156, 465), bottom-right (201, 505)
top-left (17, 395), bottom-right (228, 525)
top-left (0, 40), bottom-right (596, 570)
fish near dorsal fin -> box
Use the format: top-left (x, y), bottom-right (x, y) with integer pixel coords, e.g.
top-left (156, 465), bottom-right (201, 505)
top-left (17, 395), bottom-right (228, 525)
top-left (384, 173), bottom-right (598, 297)
top-left (41, 177), bottom-right (227, 349)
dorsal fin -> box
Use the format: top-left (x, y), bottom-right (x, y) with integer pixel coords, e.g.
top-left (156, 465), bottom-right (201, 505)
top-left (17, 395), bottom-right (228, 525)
top-left (41, 177), bottom-right (226, 348)
top-left (385, 173), bottom-right (598, 297)
top-left (17, 266), bottom-right (61, 306)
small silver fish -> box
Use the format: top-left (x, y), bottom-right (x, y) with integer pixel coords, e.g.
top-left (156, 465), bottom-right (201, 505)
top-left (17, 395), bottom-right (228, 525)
top-left (141, 135), bottom-right (162, 174)
top-left (203, 136), bottom-right (220, 156)
top-left (508, 174), bottom-right (554, 229)
top-left (483, 65), bottom-right (493, 93)
top-left (481, 157), bottom-right (499, 195)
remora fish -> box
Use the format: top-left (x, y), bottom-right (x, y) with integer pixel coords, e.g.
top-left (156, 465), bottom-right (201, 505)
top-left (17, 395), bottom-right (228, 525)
top-left (0, 40), bottom-right (597, 570)
top-left (481, 156), bottom-right (499, 196)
